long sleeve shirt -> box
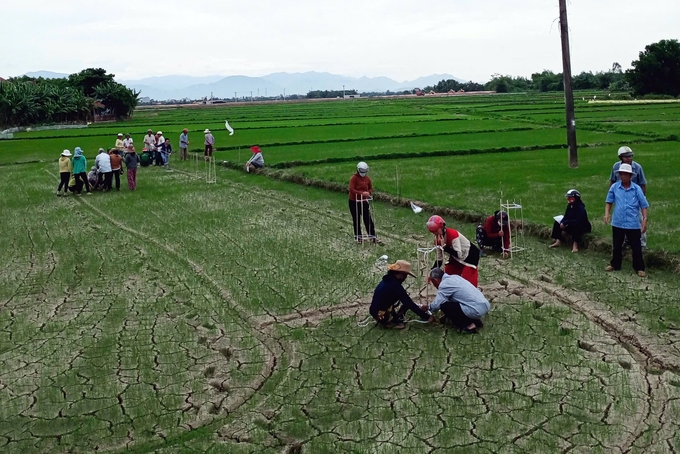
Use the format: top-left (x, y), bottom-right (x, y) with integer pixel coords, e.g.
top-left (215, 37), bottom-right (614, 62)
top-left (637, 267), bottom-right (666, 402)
top-left (370, 273), bottom-right (430, 320)
top-left (58, 156), bottom-right (72, 173)
top-left (428, 274), bottom-right (490, 319)
top-left (247, 152), bottom-right (264, 166)
top-left (205, 133), bottom-right (215, 146)
top-left (348, 173), bottom-right (372, 201)
top-left (179, 132), bottom-right (189, 148)
top-left (561, 200), bottom-right (591, 234)
top-left (483, 216), bottom-right (510, 250)
top-left (95, 153), bottom-right (112, 173)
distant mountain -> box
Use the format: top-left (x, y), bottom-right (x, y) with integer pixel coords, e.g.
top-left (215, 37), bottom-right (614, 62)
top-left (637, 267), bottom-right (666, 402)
top-left (118, 75), bottom-right (226, 91)
top-left (118, 71), bottom-right (467, 100)
top-left (22, 71), bottom-right (69, 79)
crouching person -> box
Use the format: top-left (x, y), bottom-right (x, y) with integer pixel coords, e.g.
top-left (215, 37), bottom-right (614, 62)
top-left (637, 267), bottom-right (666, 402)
top-left (370, 260), bottom-right (434, 329)
top-left (422, 268), bottom-right (490, 334)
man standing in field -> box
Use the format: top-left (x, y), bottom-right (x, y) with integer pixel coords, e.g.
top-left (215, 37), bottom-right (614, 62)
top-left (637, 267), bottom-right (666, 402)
top-left (204, 129), bottom-right (215, 160)
top-left (421, 268), bottom-right (490, 334)
top-left (179, 128), bottom-right (189, 161)
top-left (605, 163), bottom-right (649, 277)
top-left (123, 133), bottom-right (134, 152)
top-left (609, 146), bottom-right (647, 247)
top-left (143, 129), bottom-right (156, 161)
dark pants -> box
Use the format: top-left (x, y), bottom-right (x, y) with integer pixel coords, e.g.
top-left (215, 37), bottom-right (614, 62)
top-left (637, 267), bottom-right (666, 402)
top-left (74, 172), bottom-right (90, 194)
top-left (370, 304), bottom-right (404, 326)
top-left (611, 226), bottom-right (645, 272)
top-left (102, 172), bottom-right (113, 191)
top-left (155, 152), bottom-right (165, 166)
top-left (476, 225), bottom-right (502, 252)
top-left (58, 172), bottom-right (70, 191)
top-left (205, 145), bottom-right (213, 157)
top-left (349, 199), bottom-right (375, 240)
top-left (112, 169), bottom-right (121, 190)
top-left (440, 301), bottom-right (479, 330)
top-left (551, 221), bottom-right (587, 244)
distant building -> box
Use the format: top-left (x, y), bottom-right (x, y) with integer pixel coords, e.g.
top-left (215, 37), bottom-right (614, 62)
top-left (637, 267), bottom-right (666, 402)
top-left (138, 97), bottom-right (151, 104)
top-left (343, 94), bottom-right (360, 99)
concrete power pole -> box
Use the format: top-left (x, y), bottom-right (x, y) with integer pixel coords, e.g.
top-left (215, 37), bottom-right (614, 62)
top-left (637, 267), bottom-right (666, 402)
top-left (559, 0), bottom-right (578, 168)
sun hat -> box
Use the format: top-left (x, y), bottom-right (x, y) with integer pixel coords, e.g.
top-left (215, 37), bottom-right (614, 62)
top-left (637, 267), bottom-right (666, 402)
top-left (250, 145), bottom-right (261, 153)
top-left (117, 133), bottom-right (123, 137)
top-left (147, 129), bottom-right (153, 133)
top-left (616, 163), bottom-right (635, 174)
top-left (91, 166), bottom-right (96, 171)
top-left (61, 149), bottom-right (72, 157)
top-left (125, 133), bottom-right (131, 137)
top-left (183, 128), bottom-right (188, 132)
top-left (204, 129), bottom-right (211, 133)
top-left (387, 260), bottom-right (416, 277)
top-left (156, 131), bottom-right (163, 135)
top-left (618, 146), bottom-right (634, 157)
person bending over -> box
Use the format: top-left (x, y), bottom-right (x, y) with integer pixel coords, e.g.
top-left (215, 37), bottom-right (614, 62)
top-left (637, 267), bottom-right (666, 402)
top-left (426, 215), bottom-right (480, 287)
top-left (370, 260), bottom-right (434, 330)
top-left (421, 268), bottom-right (490, 334)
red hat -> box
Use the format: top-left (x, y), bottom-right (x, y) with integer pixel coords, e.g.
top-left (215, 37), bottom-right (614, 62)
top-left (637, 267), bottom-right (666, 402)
top-left (250, 146), bottom-right (261, 153)
top-left (426, 215), bottom-right (446, 233)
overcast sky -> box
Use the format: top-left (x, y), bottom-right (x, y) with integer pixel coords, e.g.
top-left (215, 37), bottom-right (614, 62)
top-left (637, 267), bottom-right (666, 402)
top-left (2, 0), bottom-right (678, 82)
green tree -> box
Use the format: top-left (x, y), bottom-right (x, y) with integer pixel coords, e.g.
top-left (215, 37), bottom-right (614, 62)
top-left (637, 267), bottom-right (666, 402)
top-left (626, 39), bottom-right (680, 97)
top-left (68, 68), bottom-right (115, 97)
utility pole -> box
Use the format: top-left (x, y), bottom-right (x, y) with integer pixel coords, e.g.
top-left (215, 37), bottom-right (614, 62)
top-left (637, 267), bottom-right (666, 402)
top-left (559, 0), bottom-right (578, 168)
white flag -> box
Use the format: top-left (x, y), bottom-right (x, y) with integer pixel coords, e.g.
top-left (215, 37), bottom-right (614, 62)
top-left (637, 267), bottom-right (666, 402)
top-left (410, 202), bottom-right (423, 214)
top-left (225, 120), bottom-right (234, 135)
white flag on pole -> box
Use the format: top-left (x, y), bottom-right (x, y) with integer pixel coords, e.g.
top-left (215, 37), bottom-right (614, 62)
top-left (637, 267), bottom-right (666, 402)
top-left (225, 120), bottom-right (234, 135)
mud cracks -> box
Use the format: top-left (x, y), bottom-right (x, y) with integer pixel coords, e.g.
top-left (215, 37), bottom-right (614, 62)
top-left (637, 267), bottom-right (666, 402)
top-left (1, 169), bottom-right (679, 453)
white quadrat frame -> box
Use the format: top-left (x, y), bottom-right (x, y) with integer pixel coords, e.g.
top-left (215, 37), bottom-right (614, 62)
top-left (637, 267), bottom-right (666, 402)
top-left (416, 246), bottom-right (444, 304)
top-left (500, 199), bottom-right (526, 257)
top-left (353, 195), bottom-right (378, 245)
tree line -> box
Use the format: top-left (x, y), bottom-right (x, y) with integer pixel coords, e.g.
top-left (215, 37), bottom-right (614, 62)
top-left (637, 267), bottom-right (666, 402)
top-left (426, 39), bottom-right (680, 98)
top-left (0, 68), bottom-right (139, 128)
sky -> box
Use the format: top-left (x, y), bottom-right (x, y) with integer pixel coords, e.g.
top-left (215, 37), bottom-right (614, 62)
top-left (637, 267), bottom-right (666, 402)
top-left (2, 0), bottom-right (679, 83)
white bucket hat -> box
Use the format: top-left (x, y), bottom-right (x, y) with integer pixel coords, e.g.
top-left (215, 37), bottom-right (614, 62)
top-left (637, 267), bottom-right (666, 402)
top-left (617, 163), bottom-right (635, 174)
top-left (204, 129), bottom-right (211, 133)
top-left (61, 149), bottom-right (72, 157)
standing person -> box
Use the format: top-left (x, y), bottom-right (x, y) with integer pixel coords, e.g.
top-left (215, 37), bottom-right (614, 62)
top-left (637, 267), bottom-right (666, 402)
top-left (204, 129), bottom-right (215, 160)
top-left (95, 148), bottom-right (113, 191)
top-left (143, 129), bottom-right (156, 162)
top-left (115, 133), bottom-right (125, 154)
top-left (57, 150), bottom-right (73, 197)
top-left (421, 268), bottom-right (490, 333)
top-left (160, 139), bottom-right (172, 169)
top-left (179, 128), bottom-right (189, 161)
top-left (154, 131), bottom-right (166, 166)
top-left (348, 161), bottom-right (377, 243)
top-left (71, 147), bottom-right (91, 195)
top-left (108, 148), bottom-right (123, 191)
top-left (123, 133), bottom-right (134, 152)
top-left (370, 260), bottom-right (434, 329)
top-left (57, 149), bottom-right (72, 196)
top-left (476, 210), bottom-right (510, 258)
top-left (549, 189), bottom-right (592, 253)
top-left (426, 215), bottom-right (480, 287)
top-left (609, 146), bottom-right (648, 248)
top-left (604, 163), bottom-right (649, 276)
top-left (245, 145), bottom-right (265, 172)
top-left (124, 146), bottom-right (140, 190)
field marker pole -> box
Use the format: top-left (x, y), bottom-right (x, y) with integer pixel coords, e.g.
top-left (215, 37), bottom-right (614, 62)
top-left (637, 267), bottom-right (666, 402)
top-left (559, 0), bottom-right (578, 168)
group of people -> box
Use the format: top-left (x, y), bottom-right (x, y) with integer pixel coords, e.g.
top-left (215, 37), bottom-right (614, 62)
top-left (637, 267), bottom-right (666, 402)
top-left (57, 128), bottom-right (269, 195)
top-left (57, 145), bottom-right (140, 195)
top-left (367, 144), bottom-right (650, 331)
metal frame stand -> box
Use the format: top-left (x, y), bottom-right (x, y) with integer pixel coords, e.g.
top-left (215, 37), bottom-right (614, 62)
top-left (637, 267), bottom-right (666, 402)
top-left (206, 156), bottom-right (216, 184)
top-left (500, 199), bottom-right (526, 257)
top-left (353, 195), bottom-right (377, 245)
top-left (416, 246), bottom-right (443, 304)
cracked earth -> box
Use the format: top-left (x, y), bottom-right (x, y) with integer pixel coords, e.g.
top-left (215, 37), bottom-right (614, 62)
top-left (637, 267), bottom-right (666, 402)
top-left (1, 166), bottom-right (679, 453)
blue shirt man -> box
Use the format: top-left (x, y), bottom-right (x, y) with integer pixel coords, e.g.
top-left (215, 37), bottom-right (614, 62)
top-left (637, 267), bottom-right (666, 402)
top-left (605, 163), bottom-right (649, 276)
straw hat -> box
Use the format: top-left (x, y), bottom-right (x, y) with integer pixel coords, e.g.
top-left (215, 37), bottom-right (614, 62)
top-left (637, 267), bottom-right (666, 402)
top-left (387, 260), bottom-right (416, 277)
